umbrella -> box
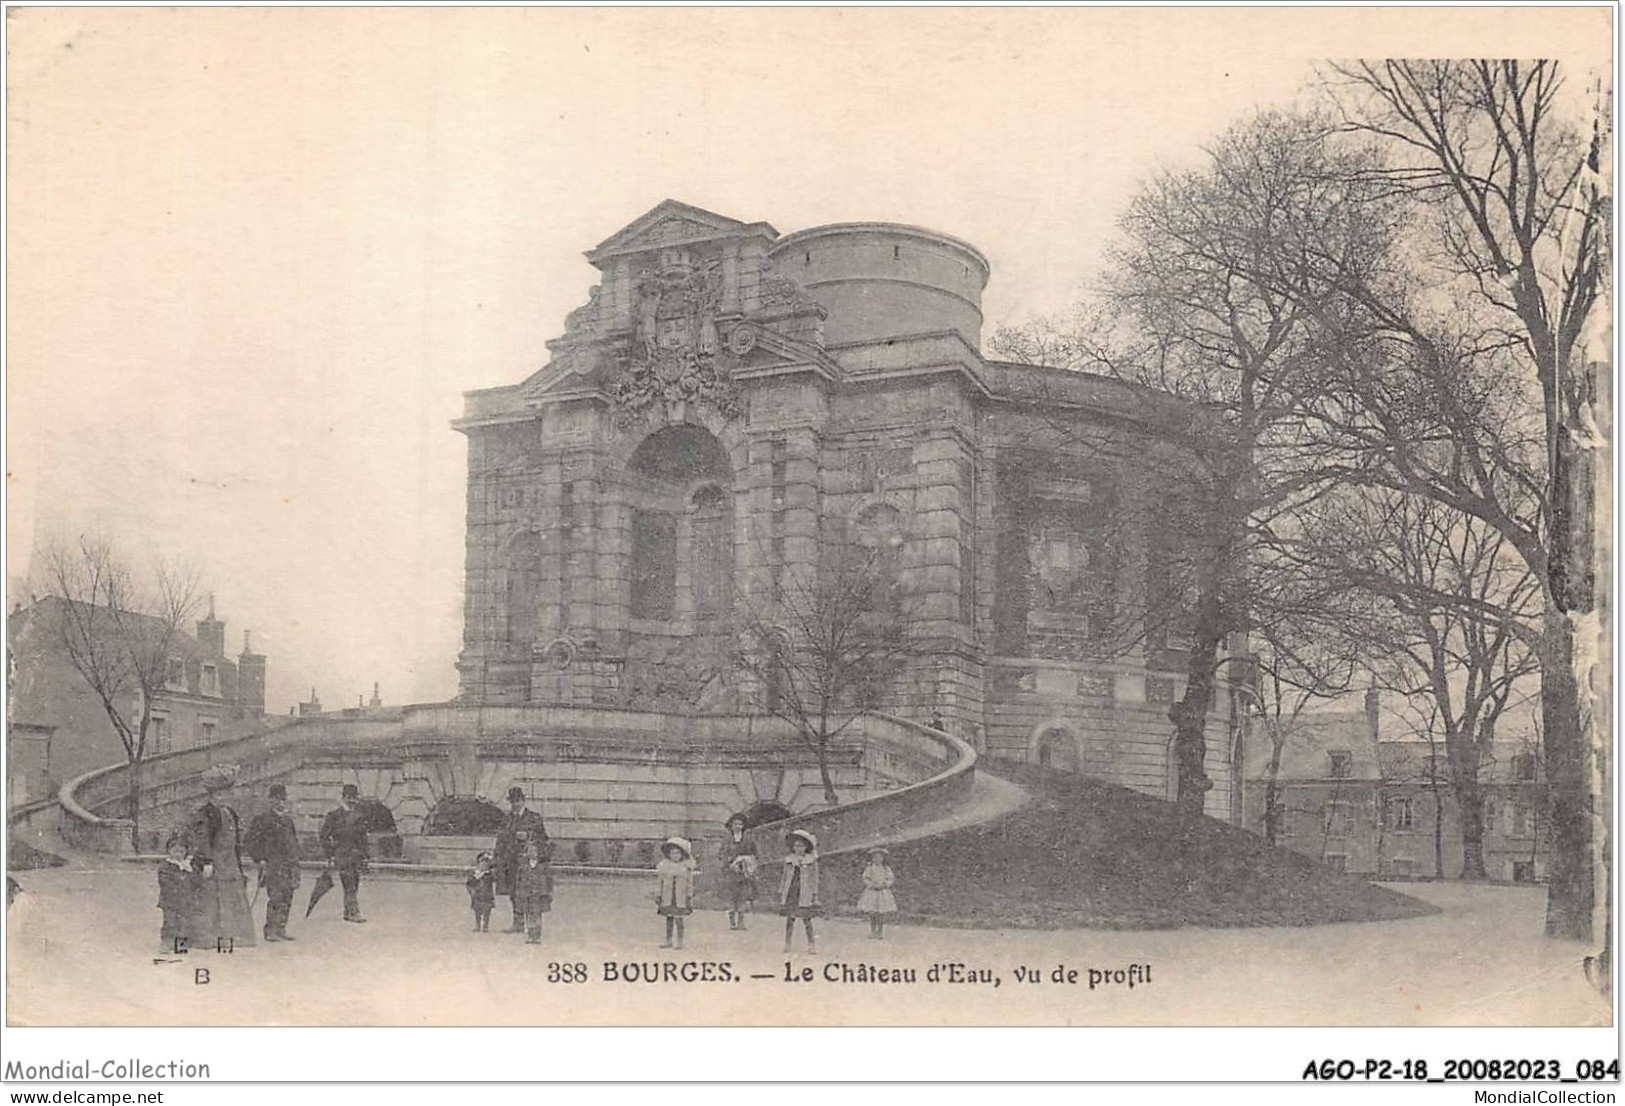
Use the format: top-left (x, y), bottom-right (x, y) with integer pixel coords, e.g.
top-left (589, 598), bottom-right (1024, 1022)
top-left (304, 864), bottom-right (336, 918)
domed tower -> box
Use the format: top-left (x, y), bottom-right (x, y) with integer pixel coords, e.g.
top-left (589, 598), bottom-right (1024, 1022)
top-left (766, 223), bottom-right (990, 350)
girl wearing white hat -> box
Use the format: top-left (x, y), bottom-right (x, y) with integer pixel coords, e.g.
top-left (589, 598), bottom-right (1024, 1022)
top-left (653, 837), bottom-right (696, 949)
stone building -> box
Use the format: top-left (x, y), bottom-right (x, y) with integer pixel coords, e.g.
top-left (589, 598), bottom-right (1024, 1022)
top-left (454, 200), bottom-right (1240, 818)
top-left (1241, 692), bottom-right (1550, 881)
top-left (6, 596), bottom-right (268, 804)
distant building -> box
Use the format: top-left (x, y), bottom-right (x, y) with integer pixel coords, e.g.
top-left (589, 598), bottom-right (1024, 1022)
top-left (1242, 690), bottom-right (1549, 882)
top-left (298, 687), bottom-right (323, 717)
top-left (6, 596), bottom-right (269, 805)
top-left (7, 721), bottom-right (55, 807)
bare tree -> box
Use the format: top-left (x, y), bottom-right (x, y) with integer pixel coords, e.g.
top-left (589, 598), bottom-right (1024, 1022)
top-left (1283, 59), bottom-right (1610, 939)
top-left (1248, 629), bottom-right (1362, 846)
top-left (991, 111), bottom-right (1392, 818)
top-left (731, 542), bottom-right (918, 807)
top-left (1291, 488), bottom-right (1539, 879)
top-left (41, 536), bottom-right (204, 850)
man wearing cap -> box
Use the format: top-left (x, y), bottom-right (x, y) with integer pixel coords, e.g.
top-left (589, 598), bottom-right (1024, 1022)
top-left (319, 784), bottom-right (371, 923)
top-left (494, 785), bottom-right (549, 934)
top-left (245, 784), bottom-right (302, 942)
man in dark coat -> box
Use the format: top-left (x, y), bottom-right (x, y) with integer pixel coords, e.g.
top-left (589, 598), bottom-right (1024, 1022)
top-left (493, 785), bottom-right (548, 934)
top-left (245, 784), bottom-right (303, 942)
top-left (318, 784), bottom-right (371, 923)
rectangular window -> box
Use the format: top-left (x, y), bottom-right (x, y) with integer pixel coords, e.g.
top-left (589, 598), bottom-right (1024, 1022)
top-left (630, 509), bottom-right (677, 620)
top-left (1390, 858), bottom-right (1415, 878)
top-left (200, 720), bottom-right (217, 744)
top-left (769, 439), bottom-right (787, 592)
top-left (1327, 751), bottom-right (1353, 779)
top-left (1388, 796), bottom-right (1413, 831)
top-left (149, 716), bottom-right (168, 755)
top-left (770, 439), bottom-right (787, 510)
top-left (1510, 802), bottom-right (1536, 839)
top-left (165, 657), bottom-right (187, 691)
top-left (1324, 800), bottom-right (1354, 836)
top-left (558, 483), bottom-right (576, 629)
top-left (200, 663), bottom-right (219, 697)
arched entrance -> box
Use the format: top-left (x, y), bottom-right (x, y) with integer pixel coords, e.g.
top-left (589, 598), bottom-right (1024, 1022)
top-left (741, 800), bottom-right (793, 827)
top-left (625, 425), bottom-right (735, 624)
top-left (421, 796), bottom-right (505, 836)
top-left (1031, 723), bottom-right (1082, 773)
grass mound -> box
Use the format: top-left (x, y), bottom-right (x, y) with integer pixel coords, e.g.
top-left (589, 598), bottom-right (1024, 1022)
top-left (814, 761), bottom-right (1436, 930)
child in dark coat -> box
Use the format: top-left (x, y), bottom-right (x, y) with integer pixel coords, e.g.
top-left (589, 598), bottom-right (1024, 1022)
top-left (516, 840), bottom-right (554, 944)
top-left (778, 829), bottom-right (821, 953)
top-left (157, 833), bottom-right (201, 954)
top-left (466, 851), bottom-right (496, 932)
top-left (719, 813), bottom-right (759, 931)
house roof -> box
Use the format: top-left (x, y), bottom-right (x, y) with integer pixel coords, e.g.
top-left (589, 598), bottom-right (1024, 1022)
top-left (1245, 708), bottom-right (1380, 782)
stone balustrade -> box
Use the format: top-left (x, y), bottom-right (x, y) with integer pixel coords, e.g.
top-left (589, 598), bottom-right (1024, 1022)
top-left (59, 706), bottom-right (975, 862)
top-left (742, 712), bottom-right (976, 859)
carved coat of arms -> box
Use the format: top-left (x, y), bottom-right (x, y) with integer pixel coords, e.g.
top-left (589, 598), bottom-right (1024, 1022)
top-left (612, 251), bottom-right (742, 423)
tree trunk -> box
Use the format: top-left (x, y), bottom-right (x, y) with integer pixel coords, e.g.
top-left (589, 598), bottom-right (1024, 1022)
top-left (1261, 730), bottom-right (1287, 846)
top-left (1456, 776), bottom-right (1487, 881)
top-left (1432, 779), bottom-right (1444, 880)
top-left (127, 756), bottom-right (144, 852)
top-left (1170, 589), bottom-right (1224, 819)
top-left (1539, 612), bottom-right (1594, 940)
top-left (816, 749), bottom-right (840, 807)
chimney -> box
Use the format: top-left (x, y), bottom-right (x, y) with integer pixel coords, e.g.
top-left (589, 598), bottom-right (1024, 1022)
top-left (369, 681), bottom-right (382, 708)
top-left (195, 594), bottom-right (226, 659)
top-left (1365, 686), bottom-right (1381, 740)
top-left (237, 629), bottom-right (266, 718)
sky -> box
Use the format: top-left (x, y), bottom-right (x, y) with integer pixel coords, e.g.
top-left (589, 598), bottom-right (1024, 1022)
top-left (6, 7), bottom-right (1610, 714)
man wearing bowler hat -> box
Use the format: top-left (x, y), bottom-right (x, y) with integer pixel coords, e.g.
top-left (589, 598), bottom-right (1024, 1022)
top-left (245, 784), bottom-right (302, 942)
top-left (319, 784), bottom-right (371, 922)
top-left (494, 785), bottom-right (548, 934)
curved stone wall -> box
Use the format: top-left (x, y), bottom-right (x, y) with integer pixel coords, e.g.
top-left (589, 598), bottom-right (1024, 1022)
top-left (58, 706), bottom-right (977, 865)
top-left (742, 713), bottom-right (977, 859)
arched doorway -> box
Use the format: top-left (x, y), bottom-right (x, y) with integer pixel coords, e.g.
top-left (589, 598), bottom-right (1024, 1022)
top-left (1032, 724), bottom-right (1081, 773)
top-left (626, 426), bottom-right (735, 623)
top-left (422, 796), bottom-right (505, 836)
top-left (741, 800), bottom-right (793, 827)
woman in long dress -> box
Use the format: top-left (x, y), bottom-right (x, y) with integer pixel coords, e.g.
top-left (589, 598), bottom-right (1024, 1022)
top-left (186, 767), bottom-right (257, 948)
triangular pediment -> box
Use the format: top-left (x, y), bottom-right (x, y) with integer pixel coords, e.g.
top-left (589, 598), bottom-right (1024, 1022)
top-left (586, 200), bottom-right (777, 263)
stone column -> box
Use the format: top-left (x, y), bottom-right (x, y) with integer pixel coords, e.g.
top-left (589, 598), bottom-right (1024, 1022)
top-left (906, 414), bottom-right (980, 733)
top-left (536, 455), bottom-right (566, 640)
top-left (780, 425), bottom-right (822, 589)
